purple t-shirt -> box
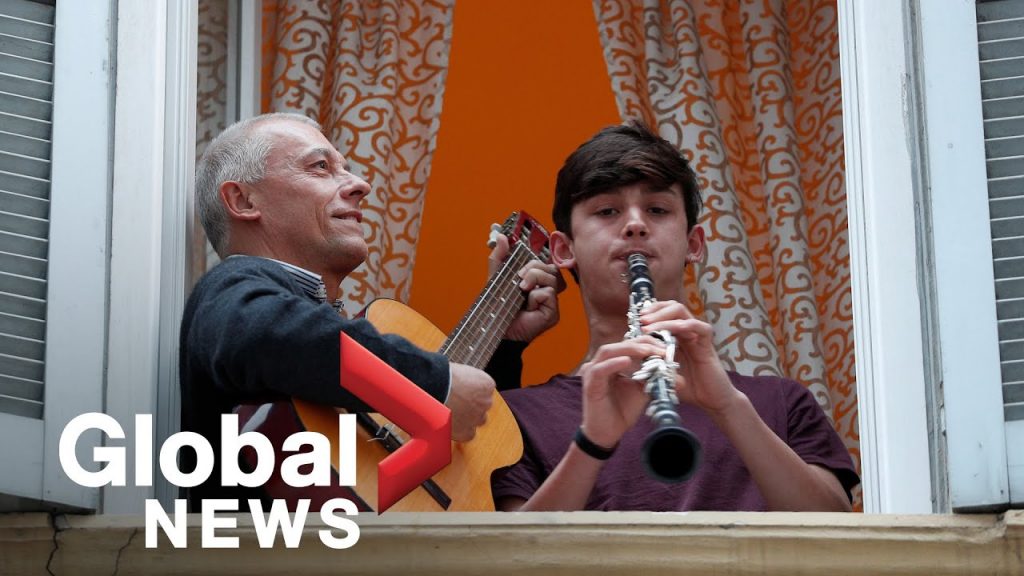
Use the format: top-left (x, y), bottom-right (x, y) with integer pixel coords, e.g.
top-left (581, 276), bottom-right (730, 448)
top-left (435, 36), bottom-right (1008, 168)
top-left (491, 372), bottom-right (859, 511)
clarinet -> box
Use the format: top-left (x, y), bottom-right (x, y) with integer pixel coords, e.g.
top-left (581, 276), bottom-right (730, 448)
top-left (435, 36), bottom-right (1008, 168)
top-left (625, 253), bottom-right (702, 483)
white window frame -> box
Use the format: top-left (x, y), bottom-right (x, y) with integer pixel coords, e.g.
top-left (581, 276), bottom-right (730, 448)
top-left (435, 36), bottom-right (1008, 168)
top-left (155, 0), bottom-right (198, 509)
top-left (163, 0), bottom-right (995, 512)
top-left (211, 0), bottom-right (943, 514)
top-left (226, 0), bottom-right (261, 122)
top-left (102, 0), bottom-right (198, 513)
top-left (838, 0), bottom-right (935, 513)
top-left (0, 0), bottom-right (116, 510)
top-left (916, 0), bottom-right (1010, 510)
top-left (102, 0), bottom-right (170, 513)
top-left (211, 0), bottom-right (942, 515)
top-left (0, 0), bottom-right (982, 516)
top-left (841, 0), bottom-right (1015, 513)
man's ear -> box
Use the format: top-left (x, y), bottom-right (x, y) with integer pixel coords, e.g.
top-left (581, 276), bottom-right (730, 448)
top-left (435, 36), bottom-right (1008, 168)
top-left (685, 225), bottom-right (706, 264)
top-left (550, 231), bottom-right (576, 271)
top-left (219, 181), bottom-right (260, 221)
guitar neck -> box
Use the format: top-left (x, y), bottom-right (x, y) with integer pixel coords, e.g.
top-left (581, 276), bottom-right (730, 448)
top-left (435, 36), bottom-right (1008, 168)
top-left (439, 243), bottom-right (537, 369)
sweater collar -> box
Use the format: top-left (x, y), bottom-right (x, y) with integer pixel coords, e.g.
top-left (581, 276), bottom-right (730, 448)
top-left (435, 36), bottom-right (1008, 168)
top-left (227, 255), bottom-right (345, 311)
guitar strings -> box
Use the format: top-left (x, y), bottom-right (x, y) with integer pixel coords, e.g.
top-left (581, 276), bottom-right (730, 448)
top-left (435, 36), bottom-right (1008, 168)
top-left (463, 246), bottom-right (535, 367)
top-left (447, 243), bottom-right (535, 367)
top-left (441, 244), bottom-right (522, 362)
top-left (456, 245), bottom-right (531, 367)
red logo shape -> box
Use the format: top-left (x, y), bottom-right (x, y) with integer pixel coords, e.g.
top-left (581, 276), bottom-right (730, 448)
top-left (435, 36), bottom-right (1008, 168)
top-left (338, 332), bottom-right (451, 511)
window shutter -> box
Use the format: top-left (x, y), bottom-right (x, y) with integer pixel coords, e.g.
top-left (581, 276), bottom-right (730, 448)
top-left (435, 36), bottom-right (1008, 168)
top-left (980, 0), bottom-right (1024, 506)
top-left (0, 0), bottom-right (53, 421)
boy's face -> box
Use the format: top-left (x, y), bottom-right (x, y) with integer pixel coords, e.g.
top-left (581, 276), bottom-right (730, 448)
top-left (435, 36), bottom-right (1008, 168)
top-left (551, 182), bottom-right (704, 313)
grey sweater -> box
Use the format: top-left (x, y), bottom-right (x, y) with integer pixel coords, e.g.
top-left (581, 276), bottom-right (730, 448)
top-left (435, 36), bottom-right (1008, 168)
top-left (179, 256), bottom-right (451, 505)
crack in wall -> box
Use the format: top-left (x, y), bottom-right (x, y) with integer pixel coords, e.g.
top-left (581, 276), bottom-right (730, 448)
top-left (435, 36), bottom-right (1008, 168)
top-left (112, 528), bottom-right (138, 576)
top-left (45, 513), bottom-right (69, 576)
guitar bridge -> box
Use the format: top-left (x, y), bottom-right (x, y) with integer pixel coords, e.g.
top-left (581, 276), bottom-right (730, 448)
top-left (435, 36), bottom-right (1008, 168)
top-left (370, 423), bottom-right (400, 447)
top-left (355, 412), bottom-right (453, 510)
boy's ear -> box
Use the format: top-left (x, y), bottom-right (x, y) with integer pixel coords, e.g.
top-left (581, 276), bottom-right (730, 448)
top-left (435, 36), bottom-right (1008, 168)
top-left (550, 231), bottom-right (576, 272)
top-left (685, 225), bottom-right (706, 264)
top-left (220, 181), bottom-right (261, 221)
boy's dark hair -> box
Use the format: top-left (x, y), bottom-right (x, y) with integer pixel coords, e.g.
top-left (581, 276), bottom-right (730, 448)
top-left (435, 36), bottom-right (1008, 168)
top-left (552, 121), bottom-right (702, 237)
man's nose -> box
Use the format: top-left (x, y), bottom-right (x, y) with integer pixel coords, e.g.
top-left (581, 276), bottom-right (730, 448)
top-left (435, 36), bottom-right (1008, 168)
top-left (623, 207), bottom-right (648, 238)
top-left (341, 174), bottom-right (371, 201)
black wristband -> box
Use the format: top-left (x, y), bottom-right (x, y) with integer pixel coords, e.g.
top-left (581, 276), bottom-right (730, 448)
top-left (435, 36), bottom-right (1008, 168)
top-left (574, 427), bottom-right (616, 460)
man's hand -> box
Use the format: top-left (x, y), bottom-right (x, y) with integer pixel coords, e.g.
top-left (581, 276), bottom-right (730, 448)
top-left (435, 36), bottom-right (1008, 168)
top-left (641, 301), bottom-right (854, 512)
top-left (639, 300), bottom-right (742, 418)
top-left (577, 336), bottom-right (668, 450)
top-left (445, 362), bottom-right (495, 442)
top-left (488, 233), bottom-right (563, 343)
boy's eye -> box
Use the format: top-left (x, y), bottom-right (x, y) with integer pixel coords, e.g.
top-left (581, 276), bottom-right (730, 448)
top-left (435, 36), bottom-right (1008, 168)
top-left (596, 208), bottom-right (617, 216)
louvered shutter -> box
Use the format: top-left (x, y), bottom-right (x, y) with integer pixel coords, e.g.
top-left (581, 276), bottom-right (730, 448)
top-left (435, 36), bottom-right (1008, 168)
top-left (980, 0), bottom-right (1024, 424)
top-left (979, 0), bottom-right (1024, 505)
top-left (0, 0), bottom-right (52, 421)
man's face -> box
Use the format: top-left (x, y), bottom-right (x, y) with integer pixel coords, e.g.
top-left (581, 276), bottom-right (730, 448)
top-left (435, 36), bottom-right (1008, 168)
top-left (554, 182), bottom-right (703, 312)
top-left (247, 120), bottom-right (370, 277)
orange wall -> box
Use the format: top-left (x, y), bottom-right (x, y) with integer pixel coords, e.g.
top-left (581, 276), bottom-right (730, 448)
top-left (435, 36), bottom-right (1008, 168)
top-left (409, 1), bottom-right (620, 385)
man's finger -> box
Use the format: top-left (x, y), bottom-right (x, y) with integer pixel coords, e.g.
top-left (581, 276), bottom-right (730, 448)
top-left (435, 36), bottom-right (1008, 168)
top-left (640, 300), bottom-right (694, 322)
top-left (516, 261), bottom-right (565, 293)
top-left (585, 356), bottom-right (634, 388)
top-left (643, 318), bottom-right (713, 341)
top-left (524, 286), bottom-right (556, 312)
top-left (487, 233), bottom-right (510, 276)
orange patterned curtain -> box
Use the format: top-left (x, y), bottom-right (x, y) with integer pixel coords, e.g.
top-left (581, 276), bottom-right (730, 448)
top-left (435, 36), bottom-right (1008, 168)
top-left (260, 0), bottom-right (454, 311)
top-left (196, 0), bottom-right (230, 278)
top-left (594, 0), bottom-right (859, 503)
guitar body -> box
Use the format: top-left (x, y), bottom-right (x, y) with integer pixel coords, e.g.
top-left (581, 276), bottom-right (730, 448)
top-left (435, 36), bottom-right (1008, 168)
top-left (290, 299), bottom-right (523, 511)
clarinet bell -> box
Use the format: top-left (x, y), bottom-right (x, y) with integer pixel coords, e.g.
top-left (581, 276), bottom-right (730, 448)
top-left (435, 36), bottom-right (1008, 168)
top-left (642, 421), bottom-right (702, 483)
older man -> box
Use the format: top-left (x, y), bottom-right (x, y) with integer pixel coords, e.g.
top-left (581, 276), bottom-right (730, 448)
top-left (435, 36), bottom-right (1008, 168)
top-left (180, 113), bottom-right (557, 507)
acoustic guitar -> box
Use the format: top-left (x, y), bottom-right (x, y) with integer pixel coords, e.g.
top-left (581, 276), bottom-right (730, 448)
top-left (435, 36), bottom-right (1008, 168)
top-left (236, 211), bottom-right (553, 512)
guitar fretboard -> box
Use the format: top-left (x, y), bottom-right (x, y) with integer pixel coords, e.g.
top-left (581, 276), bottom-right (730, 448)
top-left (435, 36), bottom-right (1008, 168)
top-left (439, 242), bottom-right (537, 368)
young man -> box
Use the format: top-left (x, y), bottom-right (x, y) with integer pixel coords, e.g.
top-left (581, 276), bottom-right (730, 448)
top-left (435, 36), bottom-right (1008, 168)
top-left (491, 122), bottom-right (859, 511)
top-left (180, 113), bottom-right (559, 507)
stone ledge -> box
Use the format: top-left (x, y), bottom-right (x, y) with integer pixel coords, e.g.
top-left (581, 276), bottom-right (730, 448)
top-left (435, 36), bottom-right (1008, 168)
top-left (1, 511), bottom-right (1021, 575)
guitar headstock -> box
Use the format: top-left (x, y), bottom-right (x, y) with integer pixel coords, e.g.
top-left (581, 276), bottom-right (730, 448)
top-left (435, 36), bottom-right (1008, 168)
top-left (495, 211), bottom-right (553, 264)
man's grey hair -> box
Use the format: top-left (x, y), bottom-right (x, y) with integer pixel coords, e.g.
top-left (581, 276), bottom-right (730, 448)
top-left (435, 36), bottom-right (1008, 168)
top-left (195, 112), bottom-right (321, 256)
